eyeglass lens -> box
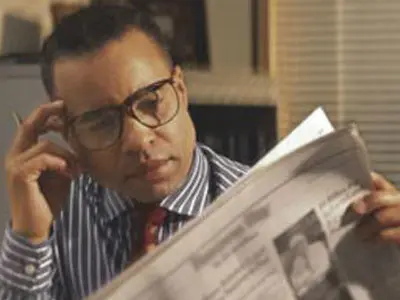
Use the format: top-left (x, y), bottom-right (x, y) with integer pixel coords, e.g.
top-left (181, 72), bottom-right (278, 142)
top-left (71, 81), bottom-right (178, 150)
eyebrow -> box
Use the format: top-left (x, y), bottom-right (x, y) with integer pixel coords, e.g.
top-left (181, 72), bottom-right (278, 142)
top-left (68, 104), bottom-right (118, 123)
top-left (68, 78), bottom-right (170, 122)
top-left (131, 79), bottom-right (165, 94)
top-left (123, 78), bottom-right (168, 102)
top-left (79, 109), bottom-right (108, 122)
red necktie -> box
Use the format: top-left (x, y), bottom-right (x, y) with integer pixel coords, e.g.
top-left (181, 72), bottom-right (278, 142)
top-left (131, 205), bottom-right (167, 263)
top-left (143, 207), bottom-right (167, 253)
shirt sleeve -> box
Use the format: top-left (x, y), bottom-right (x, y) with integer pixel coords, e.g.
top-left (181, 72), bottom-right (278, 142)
top-left (0, 225), bottom-right (64, 299)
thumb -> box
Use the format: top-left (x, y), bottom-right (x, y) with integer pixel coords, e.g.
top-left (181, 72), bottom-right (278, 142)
top-left (371, 172), bottom-right (396, 192)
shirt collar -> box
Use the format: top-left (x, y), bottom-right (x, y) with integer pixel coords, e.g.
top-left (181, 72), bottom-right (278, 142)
top-left (159, 145), bottom-right (210, 216)
top-left (84, 144), bottom-right (211, 224)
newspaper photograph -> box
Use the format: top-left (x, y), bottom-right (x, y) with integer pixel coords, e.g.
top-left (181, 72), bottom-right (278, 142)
top-left (273, 211), bottom-right (351, 300)
top-left (88, 111), bottom-right (396, 300)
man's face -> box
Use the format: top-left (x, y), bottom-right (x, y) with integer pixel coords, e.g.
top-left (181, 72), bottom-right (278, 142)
top-left (53, 30), bottom-right (196, 203)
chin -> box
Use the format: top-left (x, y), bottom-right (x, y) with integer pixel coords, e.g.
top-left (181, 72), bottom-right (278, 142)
top-left (120, 159), bottom-right (190, 203)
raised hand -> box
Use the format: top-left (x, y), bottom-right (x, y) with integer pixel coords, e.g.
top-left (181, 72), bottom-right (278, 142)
top-left (4, 100), bottom-right (81, 244)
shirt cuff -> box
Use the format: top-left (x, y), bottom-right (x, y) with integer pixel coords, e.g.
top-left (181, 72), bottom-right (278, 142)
top-left (0, 225), bottom-right (54, 293)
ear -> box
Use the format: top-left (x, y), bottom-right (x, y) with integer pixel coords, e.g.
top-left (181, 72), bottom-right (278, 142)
top-left (172, 65), bottom-right (189, 109)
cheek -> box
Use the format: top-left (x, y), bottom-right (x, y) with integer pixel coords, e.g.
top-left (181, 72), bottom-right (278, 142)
top-left (160, 111), bottom-right (195, 154)
top-left (78, 147), bottom-right (121, 184)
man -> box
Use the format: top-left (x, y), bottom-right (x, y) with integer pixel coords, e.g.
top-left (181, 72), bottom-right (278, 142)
top-left (0, 4), bottom-right (399, 300)
top-left (0, 5), bottom-right (249, 299)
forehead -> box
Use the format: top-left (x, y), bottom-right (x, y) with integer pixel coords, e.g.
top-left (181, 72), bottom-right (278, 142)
top-left (53, 30), bottom-right (170, 116)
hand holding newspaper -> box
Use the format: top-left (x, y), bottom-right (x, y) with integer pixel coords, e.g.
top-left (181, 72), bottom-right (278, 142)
top-left (89, 108), bottom-right (400, 300)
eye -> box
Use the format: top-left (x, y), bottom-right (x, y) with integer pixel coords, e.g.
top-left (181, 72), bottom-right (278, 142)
top-left (75, 109), bottom-right (119, 133)
top-left (88, 116), bottom-right (116, 131)
top-left (135, 92), bottom-right (160, 112)
top-left (141, 98), bottom-right (159, 109)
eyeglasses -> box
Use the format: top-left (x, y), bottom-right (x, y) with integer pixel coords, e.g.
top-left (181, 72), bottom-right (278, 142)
top-left (66, 77), bottom-right (179, 151)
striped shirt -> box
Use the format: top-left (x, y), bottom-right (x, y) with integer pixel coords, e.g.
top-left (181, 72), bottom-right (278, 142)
top-left (0, 144), bottom-right (249, 299)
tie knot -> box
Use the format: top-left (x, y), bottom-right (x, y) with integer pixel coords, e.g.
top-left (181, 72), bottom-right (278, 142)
top-left (148, 207), bottom-right (167, 225)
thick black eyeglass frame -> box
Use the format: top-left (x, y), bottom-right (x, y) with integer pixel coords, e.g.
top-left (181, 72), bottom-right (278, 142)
top-left (64, 77), bottom-right (179, 151)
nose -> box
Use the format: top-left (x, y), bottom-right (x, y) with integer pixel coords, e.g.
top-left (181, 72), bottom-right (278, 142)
top-left (120, 117), bottom-right (156, 157)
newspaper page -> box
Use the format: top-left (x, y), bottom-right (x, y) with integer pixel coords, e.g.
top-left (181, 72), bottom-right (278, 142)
top-left (253, 107), bottom-right (334, 170)
top-left (88, 123), bottom-right (392, 300)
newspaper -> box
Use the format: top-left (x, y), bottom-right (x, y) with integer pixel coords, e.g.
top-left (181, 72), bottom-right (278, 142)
top-left (253, 107), bottom-right (334, 170)
top-left (88, 110), bottom-right (400, 300)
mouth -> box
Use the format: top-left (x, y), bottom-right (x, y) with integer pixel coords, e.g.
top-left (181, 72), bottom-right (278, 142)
top-left (124, 159), bottom-right (171, 182)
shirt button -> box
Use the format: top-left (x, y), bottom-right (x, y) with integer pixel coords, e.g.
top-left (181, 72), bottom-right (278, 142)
top-left (24, 264), bottom-right (36, 276)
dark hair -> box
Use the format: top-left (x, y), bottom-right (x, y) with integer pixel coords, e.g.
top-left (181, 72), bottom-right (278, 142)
top-left (40, 4), bottom-right (173, 96)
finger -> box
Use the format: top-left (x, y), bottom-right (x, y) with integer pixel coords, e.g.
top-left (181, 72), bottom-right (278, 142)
top-left (363, 191), bottom-right (400, 213)
top-left (352, 172), bottom-right (397, 214)
top-left (39, 115), bottom-right (66, 134)
top-left (374, 206), bottom-right (400, 227)
top-left (352, 199), bottom-right (368, 215)
top-left (18, 140), bottom-right (81, 174)
top-left (353, 189), bottom-right (400, 215)
top-left (371, 172), bottom-right (397, 192)
top-left (377, 227), bottom-right (400, 244)
top-left (10, 100), bottom-right (65, 155)
top-left (17, 153), bottom-right (70, 182)
top-left (355, 206), bottom-right (400, 241)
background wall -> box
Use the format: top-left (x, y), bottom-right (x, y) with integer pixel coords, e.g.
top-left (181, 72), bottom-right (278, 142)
top-left (0, 0), bottom-right (89, 54)
top-left (205, 0), bottom-right (252, 73)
